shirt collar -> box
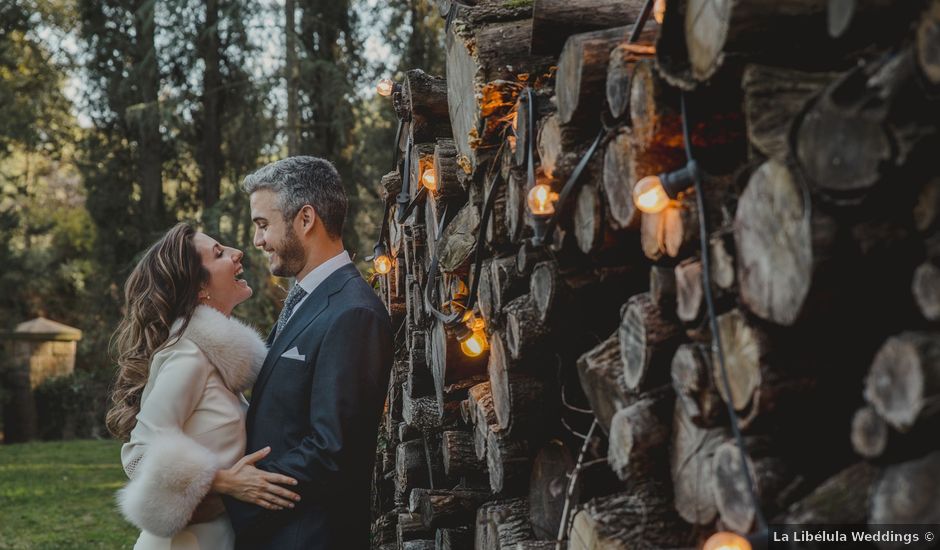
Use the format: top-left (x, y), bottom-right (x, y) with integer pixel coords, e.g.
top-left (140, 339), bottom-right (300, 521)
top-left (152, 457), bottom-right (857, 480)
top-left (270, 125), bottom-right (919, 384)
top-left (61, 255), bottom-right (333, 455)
top-left (295, 250), bottom-right (352, 296)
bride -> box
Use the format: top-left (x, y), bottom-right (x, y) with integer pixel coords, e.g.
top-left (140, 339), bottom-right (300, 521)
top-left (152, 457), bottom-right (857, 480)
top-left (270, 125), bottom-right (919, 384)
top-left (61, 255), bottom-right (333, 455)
top-left (107, 223), bottom-right (300, 549)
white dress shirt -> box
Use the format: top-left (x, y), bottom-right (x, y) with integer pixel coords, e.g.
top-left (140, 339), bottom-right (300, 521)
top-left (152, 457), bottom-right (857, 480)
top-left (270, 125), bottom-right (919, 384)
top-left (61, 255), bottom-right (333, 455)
top-left (286, 250), bottom-right (352, 323)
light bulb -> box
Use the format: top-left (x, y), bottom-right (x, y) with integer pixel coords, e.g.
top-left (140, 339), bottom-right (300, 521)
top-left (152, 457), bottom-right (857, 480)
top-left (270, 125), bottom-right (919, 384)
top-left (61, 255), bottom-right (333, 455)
top-left (376, 78), bottom-right (394, 97)
top-left (654, 0), bottom-right (666, 24)
top-left (527, 184), bottom-right (559, 217)
top-left (422, 167), bottom-right (437, 191)
top-left (633, 175), bottom-right (670, 214)
top-left (460, 329), bottom-right (487, 357)
top-left (374, 254), bottom-right (392, 275)
top-left (702, 532), bottom-right (751, 550)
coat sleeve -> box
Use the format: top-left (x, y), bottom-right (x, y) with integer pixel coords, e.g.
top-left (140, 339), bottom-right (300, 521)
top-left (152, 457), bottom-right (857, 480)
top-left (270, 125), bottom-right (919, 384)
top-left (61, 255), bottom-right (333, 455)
top-left (224, 306), bottom-right (392, 531)
top-left (117, 342), bottom-right (221, 538)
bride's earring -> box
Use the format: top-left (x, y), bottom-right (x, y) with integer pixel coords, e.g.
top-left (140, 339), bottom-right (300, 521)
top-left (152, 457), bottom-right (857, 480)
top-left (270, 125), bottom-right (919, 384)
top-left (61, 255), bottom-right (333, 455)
top-left (200, 293), bottom-right (211, 303)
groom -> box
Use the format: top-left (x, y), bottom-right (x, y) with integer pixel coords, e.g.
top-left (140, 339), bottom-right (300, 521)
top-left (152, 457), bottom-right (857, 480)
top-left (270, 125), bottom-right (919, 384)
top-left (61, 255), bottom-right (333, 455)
top-left (223, 156), bottom-right (393, 549)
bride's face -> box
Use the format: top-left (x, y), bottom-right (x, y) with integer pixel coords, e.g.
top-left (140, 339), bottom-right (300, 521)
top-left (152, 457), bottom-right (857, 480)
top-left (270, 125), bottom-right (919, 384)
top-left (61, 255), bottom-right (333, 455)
top-left (193, 232), bottom-right (253, 316)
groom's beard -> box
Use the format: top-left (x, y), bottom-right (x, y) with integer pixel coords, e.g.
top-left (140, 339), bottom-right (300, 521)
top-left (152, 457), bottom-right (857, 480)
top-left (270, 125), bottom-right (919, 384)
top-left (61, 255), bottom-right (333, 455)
top-left (270, 227), bottom-right (306, 278)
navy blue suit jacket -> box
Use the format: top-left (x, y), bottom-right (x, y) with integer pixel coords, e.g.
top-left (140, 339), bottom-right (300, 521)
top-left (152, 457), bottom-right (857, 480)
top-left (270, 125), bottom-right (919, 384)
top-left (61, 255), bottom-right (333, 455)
top-left (224, 263), bottom-right (393, 549)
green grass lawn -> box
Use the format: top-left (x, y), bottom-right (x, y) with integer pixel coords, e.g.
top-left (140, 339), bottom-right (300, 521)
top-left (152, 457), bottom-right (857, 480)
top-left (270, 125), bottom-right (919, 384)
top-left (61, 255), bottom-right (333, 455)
top-left (0, 439), bottom-right (138, 549)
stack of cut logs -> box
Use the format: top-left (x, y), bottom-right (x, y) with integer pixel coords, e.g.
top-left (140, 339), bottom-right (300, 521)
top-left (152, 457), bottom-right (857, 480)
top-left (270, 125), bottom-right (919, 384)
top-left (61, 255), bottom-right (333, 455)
top-left (371, 0), bottom-right (940, 548)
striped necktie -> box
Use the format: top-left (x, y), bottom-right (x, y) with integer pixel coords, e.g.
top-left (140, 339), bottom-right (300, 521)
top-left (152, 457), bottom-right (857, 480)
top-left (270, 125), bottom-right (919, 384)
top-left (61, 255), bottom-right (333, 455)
top-left (275, 284), bottom-right (308, 336)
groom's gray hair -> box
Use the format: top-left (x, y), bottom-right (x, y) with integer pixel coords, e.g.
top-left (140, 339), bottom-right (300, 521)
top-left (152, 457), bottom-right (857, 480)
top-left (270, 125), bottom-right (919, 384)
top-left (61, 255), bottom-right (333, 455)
top-left (242, 156), bottom-right (347, 239)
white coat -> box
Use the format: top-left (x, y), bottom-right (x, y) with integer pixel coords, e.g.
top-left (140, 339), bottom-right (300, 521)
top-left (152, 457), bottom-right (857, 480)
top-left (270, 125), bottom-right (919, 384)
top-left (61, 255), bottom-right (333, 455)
top-left (117, 305), bottom-right (267, 549)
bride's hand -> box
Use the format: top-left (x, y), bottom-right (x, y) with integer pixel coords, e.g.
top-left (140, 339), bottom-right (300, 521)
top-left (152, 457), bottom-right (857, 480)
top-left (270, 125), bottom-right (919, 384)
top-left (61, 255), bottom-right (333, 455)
top-left (212, 447), bottom-right (301, 510)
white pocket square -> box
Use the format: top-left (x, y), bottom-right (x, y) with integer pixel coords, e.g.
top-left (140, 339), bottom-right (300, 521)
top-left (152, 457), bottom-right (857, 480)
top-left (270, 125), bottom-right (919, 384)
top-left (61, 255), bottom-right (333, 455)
top-left (281, 347), bottom-right (305, 361)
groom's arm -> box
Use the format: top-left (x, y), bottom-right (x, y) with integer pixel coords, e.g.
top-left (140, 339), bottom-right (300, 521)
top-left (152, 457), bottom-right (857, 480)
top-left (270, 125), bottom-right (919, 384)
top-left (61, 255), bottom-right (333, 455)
top-left (225, 306), bottom-right (392, 529)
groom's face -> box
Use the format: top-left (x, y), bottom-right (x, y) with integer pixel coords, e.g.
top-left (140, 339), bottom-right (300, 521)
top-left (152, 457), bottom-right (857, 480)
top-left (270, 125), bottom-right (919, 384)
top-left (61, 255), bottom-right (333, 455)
top-left (250, 189), bottom-right (307, 278)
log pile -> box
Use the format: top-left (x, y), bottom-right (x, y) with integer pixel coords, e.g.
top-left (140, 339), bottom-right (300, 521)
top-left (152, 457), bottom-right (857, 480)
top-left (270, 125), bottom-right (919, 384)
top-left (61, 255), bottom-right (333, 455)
top-left (371, 1), bottom-right (940, 548)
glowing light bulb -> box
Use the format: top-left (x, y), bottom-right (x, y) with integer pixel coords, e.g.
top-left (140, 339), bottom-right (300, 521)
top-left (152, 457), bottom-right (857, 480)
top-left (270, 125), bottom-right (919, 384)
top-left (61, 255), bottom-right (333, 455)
top-left (633, 175), bottom-right (670, 214)
top-left (702, 532), bottom-right (752, 550)
top-left (374, 254), bottom-right (392, 275)
top-left (376, 78), bottom-right (394, 97)
top-left (654, 0), bottom-right (666, 24)
top-left (461, 332), bottom-right (486, 357)
top-left (527, 184), bottom-right (559, 217)
top-left (422, 167), bottom-right (437, 191)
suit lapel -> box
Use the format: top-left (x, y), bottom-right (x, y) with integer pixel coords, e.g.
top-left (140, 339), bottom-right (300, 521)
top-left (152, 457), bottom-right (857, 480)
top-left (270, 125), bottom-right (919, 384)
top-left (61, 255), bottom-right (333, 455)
top-left (250, 264), bottom-right (361, 409)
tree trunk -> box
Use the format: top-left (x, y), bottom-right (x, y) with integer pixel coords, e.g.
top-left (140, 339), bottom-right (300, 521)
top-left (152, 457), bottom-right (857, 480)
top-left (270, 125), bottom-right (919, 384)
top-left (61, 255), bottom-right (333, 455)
top-left (133, 0), bottom-right (164, 234)
top-left (199, 0), bottom-right (222, 232)
top-left (285, 0), bottom-right (299, 156)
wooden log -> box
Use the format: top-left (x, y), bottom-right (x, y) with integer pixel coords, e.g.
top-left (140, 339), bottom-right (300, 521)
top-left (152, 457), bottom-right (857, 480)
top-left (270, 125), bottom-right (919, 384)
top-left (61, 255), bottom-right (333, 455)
top-left (446, 18), bottom-right (551, 170)
top-left (675, 258), bottom-right (704, 325)
top-left (399, 421), bottom-right (421, 443)
top-left (504, 294), bottom-right (551, 361)
top-left (488, 352), bottom-right (545, 436)
top-left (435, 526), bottom-right (473, 550)
top-left (530, 0), bottom-right (655, 55)
top-left (527, 439), bottom-right (575, 540)
top-left (662, 194), bottom-right (698, 259)
top-left (918, 0), bottom-right (940, 88)
top-left (864, 331), bottom-right (940, 432)
top-left (397, 440), bottom-right (431, 505)
top-left (512, 89), bottom-right (554, 169)
top-left (442, 430), bottom-right (486, 477)
top-left (557, 26), bottom-right (636, 127)
top-left (671, 342), bottom-right (725, 428)
top-left (399, 511), bottom-right (434, 548)
top-left (403, 540), bottom-right (434, 550)
top-left (607, 386), bottom-right (675, 482)
top-left (429, 320), bottom-right (488, 418)
top-left (536, 113), bottom-right (582, 180)
top-left (433, 138), bottom-right (464, 204)
top-left (469, 382), bottom-right (499, 461)
top-left (572, 182), bottom-right (618, 256)
top-left (913, 261), bottom-right (940, 322)
top-left (851, 405), bottom-right (890, 460)
top-left (530, 260), bottom-right (565, 324)
top-left (475, 498), bottom-right (533, 550)
top-left (438, 202), bottom-right (480, 276)
top-left (793, 50), bottom-right (940, 205)
top-left (619, 292), bottom-right (683, 391)
top-left (849, 404), bottom-right (940, 464)
top-left (485, 255), bottom-right (528, 327)
top-left (487, 429), bottom-right (531, 495)
top-left (742, 64), bottom-right (838, 161)
top-left (712, 438), bottom-right (794, 533)
top-left (372, 510), bottom-right (399, 547)
top-left (777, 461), bottom-right (879, 524)
top-left (650, 265), bottom-right (678, 311)
top-left (671, 400), bottom-right (723, 525)
top-left (407, 331), bottom-right (434, 398)
top-left (514, 542), bottom-right (556, 550)
top-left (505, 169), bottom-right (532, 244)
top-left (568, 489), bottom-right (694, 550)
top-left (576, 332), bottom-right (635, 435)
top-left (485, 172), bottom-right (511, 249)
top-left (403, 69), bottom-right (452, 143)
top-left (606, 43), bottom-right (656, 120)
top-left (710, 226), bottom-right (736, 292)
top-left (869, 450), bottom-right (940, 529)
top-left (735, 159), bottom-right (838, 326)
top-left (411, 488), bottom-right (491, 529)
top-left (604, 129), bottom-right (686, 233)
top-left (381, 171), bottom-right (403, 203)
top-left (404, 394), bottom-right (442, 431)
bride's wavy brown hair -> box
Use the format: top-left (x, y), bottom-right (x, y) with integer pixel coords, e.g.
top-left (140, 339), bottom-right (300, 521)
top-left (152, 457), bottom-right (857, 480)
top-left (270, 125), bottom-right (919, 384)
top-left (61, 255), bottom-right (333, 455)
top-left (107, 223), bottom-right (209, 440)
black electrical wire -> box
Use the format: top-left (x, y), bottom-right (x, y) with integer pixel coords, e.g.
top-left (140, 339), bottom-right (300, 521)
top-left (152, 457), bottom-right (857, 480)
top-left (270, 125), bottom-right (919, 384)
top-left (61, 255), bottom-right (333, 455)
top-left (392, 119), bottom-right (403, 170)
top-left (681, 91), bottom-right (769, 534)
top-left (629, 0), bottom-right (655, 43)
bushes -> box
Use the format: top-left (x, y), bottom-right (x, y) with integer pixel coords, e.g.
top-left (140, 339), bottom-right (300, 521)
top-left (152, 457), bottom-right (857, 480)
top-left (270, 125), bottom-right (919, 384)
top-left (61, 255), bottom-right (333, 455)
top-left (33, 367), bottom-right (113, 440)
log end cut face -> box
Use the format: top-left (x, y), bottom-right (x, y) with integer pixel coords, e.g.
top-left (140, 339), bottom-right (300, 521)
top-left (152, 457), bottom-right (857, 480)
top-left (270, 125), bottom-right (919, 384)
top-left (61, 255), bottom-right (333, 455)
top-left (869, 450), bottom-right (940, 526)
top-left (685, 0), bottom-right (732, 81)
top-left (735, 160), bottom-right (812, 326)
top-left (864, 333), bottom-right (939, 432)
top-left (713, 310), bottom-right (761, 413)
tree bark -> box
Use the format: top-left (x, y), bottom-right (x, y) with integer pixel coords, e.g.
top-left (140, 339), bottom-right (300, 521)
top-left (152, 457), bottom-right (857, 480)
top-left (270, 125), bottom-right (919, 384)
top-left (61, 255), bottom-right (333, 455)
top-left (778, 461), bottom-right (879, 524)
top-left (475, 498), bottom-right (533, 550)
top-left (568, 488), bottom-right (694, 550)
top-left (504, 294), bottom-right (551, 361)
top-left (404, 69), bottom-right (452, 143)
top-left (557, 27), bottom-right (635, 127)
top-left (442, 430), bottom-right (486, 477)
top-left (530, 0), bottom-right (656, 55)
top-left (486, 429), bottom-right (531, 494)
top-left (411, 488), bottom-right (491, 529)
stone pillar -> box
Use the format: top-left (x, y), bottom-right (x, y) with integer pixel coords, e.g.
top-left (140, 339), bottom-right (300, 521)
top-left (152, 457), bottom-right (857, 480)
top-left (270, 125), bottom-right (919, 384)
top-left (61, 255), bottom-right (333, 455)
top-left (1, 317), bottom-right (82, 443)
